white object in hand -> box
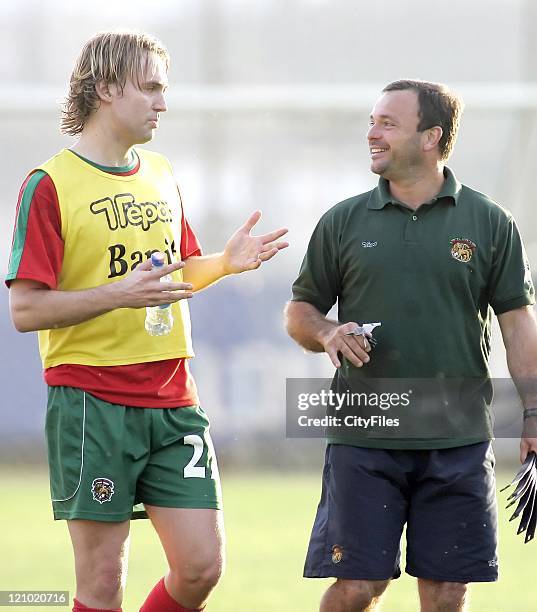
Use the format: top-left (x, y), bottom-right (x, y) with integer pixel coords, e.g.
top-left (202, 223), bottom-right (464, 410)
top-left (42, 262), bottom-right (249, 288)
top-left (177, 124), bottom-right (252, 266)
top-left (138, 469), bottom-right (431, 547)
top-left (145, 252), bottom-right (174, 336)
top-left (345, 322), bottom-right (382, 336)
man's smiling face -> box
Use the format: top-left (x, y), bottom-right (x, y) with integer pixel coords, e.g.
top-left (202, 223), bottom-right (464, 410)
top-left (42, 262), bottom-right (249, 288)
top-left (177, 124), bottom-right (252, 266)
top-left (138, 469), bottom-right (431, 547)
top-left (367, 89), bottom-right (426, 181)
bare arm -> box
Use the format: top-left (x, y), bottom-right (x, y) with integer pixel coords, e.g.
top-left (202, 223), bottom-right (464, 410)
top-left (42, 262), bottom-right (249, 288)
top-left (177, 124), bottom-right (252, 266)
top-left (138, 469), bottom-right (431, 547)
top-left (498, 305), bottom-right (537, 461)
top-left (9, 259), bottom-right (193, 333)
top-left (182, 210), bottom-right (288, 291)
top-left (284, 300), bottom-right (371, 368)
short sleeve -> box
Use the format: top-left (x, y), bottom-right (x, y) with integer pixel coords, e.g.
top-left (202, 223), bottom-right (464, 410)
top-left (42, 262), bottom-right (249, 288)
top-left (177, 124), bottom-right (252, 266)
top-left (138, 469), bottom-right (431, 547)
top-left (487, 214), bottom-right (535, 314)
top-left (291, 213), bottom-right (341, 315)
top-left (177, 186), bottom-right (202, 259)
top-left (5, 171), bottom-right (64, 289)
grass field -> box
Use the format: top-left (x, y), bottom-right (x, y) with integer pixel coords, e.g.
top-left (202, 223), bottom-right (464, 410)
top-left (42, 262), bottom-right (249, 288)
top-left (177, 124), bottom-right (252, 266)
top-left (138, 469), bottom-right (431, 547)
top-left (1, 468), bottom-right (535, 611)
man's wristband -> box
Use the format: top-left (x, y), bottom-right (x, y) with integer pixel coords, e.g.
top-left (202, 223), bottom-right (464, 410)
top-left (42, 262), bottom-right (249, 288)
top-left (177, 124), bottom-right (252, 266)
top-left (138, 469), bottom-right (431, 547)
top-left (523, 408), bottom-right (537, 420)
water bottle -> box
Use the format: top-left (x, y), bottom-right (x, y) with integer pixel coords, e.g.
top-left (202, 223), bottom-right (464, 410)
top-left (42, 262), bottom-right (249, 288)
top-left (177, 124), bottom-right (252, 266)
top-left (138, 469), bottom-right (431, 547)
top-left (145, 252), bottom-right (173, 336)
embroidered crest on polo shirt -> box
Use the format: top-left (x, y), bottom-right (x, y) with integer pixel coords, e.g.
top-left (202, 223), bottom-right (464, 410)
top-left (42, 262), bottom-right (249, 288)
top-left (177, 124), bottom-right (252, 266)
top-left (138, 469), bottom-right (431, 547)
top-left (91, 478), bottom-right (115, 504)
top-left (450, 238), bottom-right (476, 263)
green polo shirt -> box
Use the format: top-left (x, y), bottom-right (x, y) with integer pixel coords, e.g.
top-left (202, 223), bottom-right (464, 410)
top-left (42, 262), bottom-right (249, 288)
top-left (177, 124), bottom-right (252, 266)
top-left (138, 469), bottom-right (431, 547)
top-left (292, 167), bottom-right (535, 449)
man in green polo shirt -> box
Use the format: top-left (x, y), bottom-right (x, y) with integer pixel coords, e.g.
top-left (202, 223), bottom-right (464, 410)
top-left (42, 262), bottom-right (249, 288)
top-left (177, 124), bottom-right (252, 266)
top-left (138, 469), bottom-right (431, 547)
top-left (285, 80), bottom-right (537, 611)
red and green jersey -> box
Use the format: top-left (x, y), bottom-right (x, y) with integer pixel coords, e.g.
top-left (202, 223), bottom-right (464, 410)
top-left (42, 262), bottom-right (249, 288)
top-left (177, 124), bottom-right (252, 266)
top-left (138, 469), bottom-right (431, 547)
top-left (6, 149), bottom-right (202, 408)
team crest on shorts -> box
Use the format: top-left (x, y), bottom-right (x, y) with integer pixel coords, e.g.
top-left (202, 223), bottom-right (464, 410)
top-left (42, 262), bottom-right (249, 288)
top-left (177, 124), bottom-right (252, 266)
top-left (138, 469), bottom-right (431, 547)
top-left (91, 478), bottom-right (115, 504)
top-left (450, 238), bottom-right (476, 263)
top-left (331, 545), bottom-right (344, 564)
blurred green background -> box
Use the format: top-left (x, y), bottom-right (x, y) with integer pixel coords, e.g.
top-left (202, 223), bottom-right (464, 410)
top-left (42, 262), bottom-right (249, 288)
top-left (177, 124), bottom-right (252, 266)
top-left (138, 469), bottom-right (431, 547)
top-left (2, 468), bottom-right (535, 611)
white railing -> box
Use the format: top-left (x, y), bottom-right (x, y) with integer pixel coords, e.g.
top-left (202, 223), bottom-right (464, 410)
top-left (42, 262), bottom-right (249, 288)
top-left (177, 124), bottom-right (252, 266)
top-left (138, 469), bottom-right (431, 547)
top-left (4, 83), bottom-right (537, 113)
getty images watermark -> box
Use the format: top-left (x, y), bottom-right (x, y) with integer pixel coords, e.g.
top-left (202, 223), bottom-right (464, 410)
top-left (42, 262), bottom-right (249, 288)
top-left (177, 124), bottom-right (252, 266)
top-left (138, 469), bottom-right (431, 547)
top-left (286, 378), bottom-right (533, 440)
top-left (296, 388), bottom-right (408, 429)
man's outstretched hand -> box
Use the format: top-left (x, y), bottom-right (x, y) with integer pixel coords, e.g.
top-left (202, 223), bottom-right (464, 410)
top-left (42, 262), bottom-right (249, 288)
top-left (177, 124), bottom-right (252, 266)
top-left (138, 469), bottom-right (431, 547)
top-left (223, 210), bottom-right (289, 274)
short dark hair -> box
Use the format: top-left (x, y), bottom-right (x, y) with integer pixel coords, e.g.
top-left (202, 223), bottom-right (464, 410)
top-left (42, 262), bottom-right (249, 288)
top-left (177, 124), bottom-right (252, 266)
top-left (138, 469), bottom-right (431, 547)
top-left (382, 79), bottom-right (464, 160)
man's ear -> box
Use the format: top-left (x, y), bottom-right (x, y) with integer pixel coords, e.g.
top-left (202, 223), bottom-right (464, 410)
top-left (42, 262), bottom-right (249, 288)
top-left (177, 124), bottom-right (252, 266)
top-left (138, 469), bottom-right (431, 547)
top-left (95, 80), bottom-right (113, 102)
top-left (423, 126), bottom-right (443, 153)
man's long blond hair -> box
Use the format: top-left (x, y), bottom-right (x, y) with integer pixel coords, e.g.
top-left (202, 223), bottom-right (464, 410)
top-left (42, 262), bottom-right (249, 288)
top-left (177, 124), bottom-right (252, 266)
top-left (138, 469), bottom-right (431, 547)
top-left (61, 30), bottom-right (169, 136)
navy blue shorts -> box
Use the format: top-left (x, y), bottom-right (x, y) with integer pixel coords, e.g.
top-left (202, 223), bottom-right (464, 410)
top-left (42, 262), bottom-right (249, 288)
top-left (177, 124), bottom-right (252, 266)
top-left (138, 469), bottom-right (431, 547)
top-left (304, 442), bottom-right (498, 583)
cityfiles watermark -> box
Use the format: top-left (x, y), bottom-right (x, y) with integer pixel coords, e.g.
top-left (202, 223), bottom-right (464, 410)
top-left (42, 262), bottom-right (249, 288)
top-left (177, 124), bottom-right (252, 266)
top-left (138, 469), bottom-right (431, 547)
top-left (287, 379), bottom-right (411, 438)
top-left (297, 413), bottom-right (400, 429)
top-left (285, 377), bottom-right (535, 440)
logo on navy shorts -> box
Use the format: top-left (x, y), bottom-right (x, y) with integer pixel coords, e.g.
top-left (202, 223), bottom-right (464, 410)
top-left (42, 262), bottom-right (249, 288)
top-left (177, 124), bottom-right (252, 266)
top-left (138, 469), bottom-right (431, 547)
top-left (91, 478), bottom-right (115, 504)
top-left (331, 545), bottom-right (344, 564)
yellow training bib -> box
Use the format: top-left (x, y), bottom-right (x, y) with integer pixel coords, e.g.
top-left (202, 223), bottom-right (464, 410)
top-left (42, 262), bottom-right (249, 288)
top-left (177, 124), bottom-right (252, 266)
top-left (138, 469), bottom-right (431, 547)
top-left (37, 148), bottom-right (194, 367)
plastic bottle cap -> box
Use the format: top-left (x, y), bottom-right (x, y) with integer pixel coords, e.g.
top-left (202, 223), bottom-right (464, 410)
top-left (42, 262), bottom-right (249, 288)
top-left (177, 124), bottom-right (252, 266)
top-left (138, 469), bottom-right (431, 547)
top-left (151, 252), bottom-right (166, 267)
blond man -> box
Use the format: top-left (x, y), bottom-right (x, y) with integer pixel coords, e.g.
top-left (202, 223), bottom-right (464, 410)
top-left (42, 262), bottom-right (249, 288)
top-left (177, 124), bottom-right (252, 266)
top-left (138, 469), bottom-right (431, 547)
top-left (7, 30), bottom-right (287, 612)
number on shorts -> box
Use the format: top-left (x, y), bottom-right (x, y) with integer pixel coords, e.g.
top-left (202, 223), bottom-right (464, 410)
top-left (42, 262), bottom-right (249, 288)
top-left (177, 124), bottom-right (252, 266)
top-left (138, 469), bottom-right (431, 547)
top-left (183, 434), bottom-right (206, 478)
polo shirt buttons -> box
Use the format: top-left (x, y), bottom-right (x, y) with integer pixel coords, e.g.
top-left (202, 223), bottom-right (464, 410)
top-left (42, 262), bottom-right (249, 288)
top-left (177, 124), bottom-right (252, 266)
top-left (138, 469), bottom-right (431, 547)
top-left (412, 215), bottom-right (418, 221)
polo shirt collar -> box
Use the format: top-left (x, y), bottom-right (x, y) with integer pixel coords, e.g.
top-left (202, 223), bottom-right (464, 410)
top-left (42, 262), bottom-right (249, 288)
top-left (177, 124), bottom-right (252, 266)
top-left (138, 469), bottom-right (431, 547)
top-left (368, 166), bottom-right (462, 209)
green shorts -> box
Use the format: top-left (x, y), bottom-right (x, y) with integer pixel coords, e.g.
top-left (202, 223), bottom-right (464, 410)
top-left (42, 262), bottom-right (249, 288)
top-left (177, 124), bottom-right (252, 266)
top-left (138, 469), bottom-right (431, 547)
top-left (45, 386), bottom-right (222, 522)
